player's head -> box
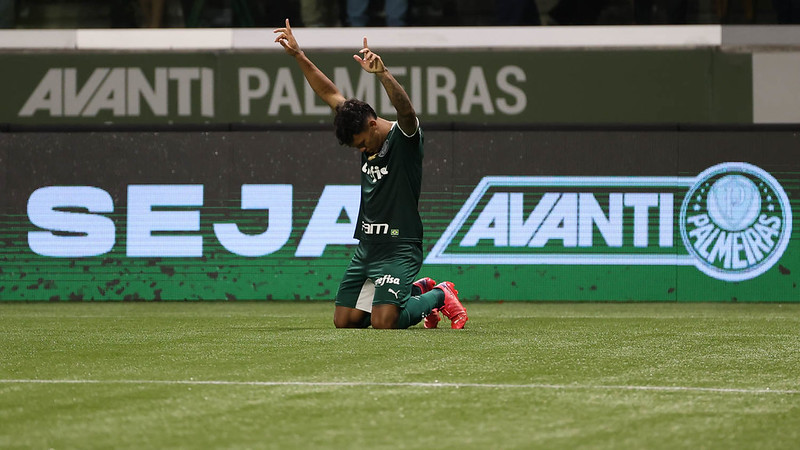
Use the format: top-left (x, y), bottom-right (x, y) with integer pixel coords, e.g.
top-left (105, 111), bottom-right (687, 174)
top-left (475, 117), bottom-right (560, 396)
top-left (335, 99), bottom-right (380, 155)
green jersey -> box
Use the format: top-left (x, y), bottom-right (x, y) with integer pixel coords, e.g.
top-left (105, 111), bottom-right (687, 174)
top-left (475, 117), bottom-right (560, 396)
top-left (354, 121), bottom-right (424, 243)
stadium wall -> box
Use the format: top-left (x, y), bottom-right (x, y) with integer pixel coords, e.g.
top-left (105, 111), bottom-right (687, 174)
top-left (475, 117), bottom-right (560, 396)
top-left (0, 26), bottom-right (798, 301)
top-left (1, 127), bottom-right (797, 301)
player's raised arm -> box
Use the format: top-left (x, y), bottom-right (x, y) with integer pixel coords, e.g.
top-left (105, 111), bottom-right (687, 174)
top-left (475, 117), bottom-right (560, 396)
top-left (354, 37), bottom-right (418, 136)
top-left (274, 18), bottom-right (345, 110)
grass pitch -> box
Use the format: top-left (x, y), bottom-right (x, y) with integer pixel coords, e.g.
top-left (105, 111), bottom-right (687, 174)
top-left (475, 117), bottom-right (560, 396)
top-left (1, 302), bottom-right (798, 449)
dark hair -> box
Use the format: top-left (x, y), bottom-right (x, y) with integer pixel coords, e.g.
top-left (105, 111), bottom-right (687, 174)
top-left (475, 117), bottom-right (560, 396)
top-left (334, 99), bottom-right (376, 146)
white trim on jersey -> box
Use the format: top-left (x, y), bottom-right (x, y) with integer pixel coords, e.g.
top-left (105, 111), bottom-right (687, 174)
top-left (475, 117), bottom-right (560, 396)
top-left (395, 117), bottom-right (419, 138)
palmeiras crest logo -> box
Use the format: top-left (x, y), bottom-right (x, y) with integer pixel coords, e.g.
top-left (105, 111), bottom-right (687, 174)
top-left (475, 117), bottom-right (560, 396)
top-left (679, 162), bottom-right (792, 281)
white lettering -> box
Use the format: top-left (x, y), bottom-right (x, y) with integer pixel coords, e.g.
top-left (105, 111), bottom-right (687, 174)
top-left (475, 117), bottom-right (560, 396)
top-left (579, 193), bottom-right (622, 247)
top-left (18, 68), bottom-right (62, 116)
top-left (295, 185), bottom-right (359, 257)
top-left (213, 185), bottom-right (293, 257)
top-left (426, 67), bottom-right (457, 115)
top-left (27, 186), bottom-right (115, 257)
top-left (495, 65), bottom-right (527, 115)
top-left (707, 231), bottom-right (733, 268)
top-left (128, 67), bottom-right (168, 116)
top-left (374, 274), bottom-right (400, 286)
top-left (126, 185), bottom-right (203, 257)
top-left (201, 68), bottom-right (214, 117)
top-left (83, 68), bottom-right (126, 116)
top-left (530, 193), bottom-right (578, 247)
top-left (65, 68), bottom-right (109, 116)
top-left (460, 192), bottom-right (508, 247)
top-left (659, 193), bottom-right (673, 247)
top-left (238, 68), bottom-right (270, 116)
top-left (460, 67), bottom-right (494, 115)
top-left (625, 193), bottom-right (659, 247)
top-left (510, 192), bottom-right (558, 247)
top-left (334, 67), bottom-right (377, 107)
top-left (169, 68), bottom-right (200, 116)
top-left (268, 67), bottom-right (302, 115)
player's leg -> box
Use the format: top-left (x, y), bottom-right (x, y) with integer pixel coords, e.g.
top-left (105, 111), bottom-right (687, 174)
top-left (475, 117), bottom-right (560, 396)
top-left (411, 277), bottom-right (436, 295)
top-left (371, 304), bottom-right (401, 329)
top-left (411, 277), bottom-right (441, 328)
top-left (371, 243), bottom-right (443, 329)
top-left (402, 289), bottom-right (444, 329)
top-left (334, 244), bottom-right (373, 328)
top-left (333, 305), bottom-right (371, 328)
top-left (368, 255), bottom-right (407, 328)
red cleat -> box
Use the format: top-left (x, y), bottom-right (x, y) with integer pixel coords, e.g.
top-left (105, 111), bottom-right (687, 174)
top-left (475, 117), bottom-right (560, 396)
top-left (412, 277), bottom-right (436, 295)
top-left (423, 308), bottom-right (441, 329)
top-left (434, 281), bottom-right (468, 329)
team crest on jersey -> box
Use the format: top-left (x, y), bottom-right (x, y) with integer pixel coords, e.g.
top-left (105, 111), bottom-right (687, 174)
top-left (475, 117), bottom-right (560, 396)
top-left (679, 162), bottom-right (791, 281)
top-left (376, 139), bottom-right (389, 158)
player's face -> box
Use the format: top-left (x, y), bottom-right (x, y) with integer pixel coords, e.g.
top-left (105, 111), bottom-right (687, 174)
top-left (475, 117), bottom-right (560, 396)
top-left (350, 120), bottom-right (379, 156)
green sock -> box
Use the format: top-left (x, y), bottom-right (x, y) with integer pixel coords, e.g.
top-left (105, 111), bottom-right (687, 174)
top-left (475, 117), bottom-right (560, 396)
top-left (395, 290), bottom-right (445, 329)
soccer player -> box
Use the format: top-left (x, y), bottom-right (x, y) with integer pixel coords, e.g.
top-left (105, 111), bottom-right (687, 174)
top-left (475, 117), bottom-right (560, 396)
top-left (274, 19), bottom-right (468, 329)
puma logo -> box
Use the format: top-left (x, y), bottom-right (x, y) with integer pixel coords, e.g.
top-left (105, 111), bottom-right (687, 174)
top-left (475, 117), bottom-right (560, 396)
top-left (388, 288), bottom-right (400, 299)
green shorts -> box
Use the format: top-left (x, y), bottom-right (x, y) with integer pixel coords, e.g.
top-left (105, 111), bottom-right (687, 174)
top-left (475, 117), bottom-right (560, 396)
top-left (335, 241), bottom-right (423, 313)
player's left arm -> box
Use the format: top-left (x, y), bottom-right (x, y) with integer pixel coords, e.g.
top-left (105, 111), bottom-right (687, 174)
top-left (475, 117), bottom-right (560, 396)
top-left (353, 38), bottom-right (418, 136)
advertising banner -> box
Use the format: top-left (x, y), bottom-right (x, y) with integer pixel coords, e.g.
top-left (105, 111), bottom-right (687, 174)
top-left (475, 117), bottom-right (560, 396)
top-left (0, 50), bottom-right (751, 126)
top-left (0, 128), bottom-right (796, 301)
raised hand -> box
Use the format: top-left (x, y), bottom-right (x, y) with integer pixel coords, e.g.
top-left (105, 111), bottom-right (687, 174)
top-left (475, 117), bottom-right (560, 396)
top-left (274, 18), bottom-right (301, 57)
top-left (353, 37), bottom-right (386, 73)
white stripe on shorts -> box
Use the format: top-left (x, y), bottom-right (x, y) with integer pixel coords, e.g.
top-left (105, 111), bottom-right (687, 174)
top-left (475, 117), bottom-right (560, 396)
top-left (355, 279), bottom-right (375, 313)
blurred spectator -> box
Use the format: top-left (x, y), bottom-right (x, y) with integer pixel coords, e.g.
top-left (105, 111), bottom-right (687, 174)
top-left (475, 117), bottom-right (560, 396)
top-left (0, 0), bottom-right (15, 28)
top-left (635, 0), bottom-right (684, 24)
top-left (635, 0), bottom-right (687, 24)
top-left (548, 0), bottom-right (687, 25)
top-left (548, 0), bottom-right (606, 24)
top-left (110, 0), bottom-right (138, 27)
top-left (772, 0), bottom-right (800, 23)
top-left (715, 0), bottom-right (755, 22)
top-left (301, 0), bottom-right (340, 26)
top-left (181, 0), bottom-right (299, 27)
top-left (140, 0), bottom-right (165, 27)
top-left (347, 0), bottom-right (407, 26)
top-left (496, 0), bottom-right (541, 25)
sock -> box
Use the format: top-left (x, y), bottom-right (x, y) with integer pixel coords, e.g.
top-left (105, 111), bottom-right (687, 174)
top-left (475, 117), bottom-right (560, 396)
top-left (395, 290), bottom-right (444, 329)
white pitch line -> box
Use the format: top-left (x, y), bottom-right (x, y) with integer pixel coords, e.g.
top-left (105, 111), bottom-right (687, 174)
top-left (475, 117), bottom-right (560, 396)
top-left (0, 379), bottom-right (798, 395)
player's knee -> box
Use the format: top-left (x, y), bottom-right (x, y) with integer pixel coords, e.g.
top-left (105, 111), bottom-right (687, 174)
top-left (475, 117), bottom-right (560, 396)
top-left (334, 316), bottom-right (359, 328)
top-left (334, 311), bottom-right (369, 328)
top-left (370, 316), bottom-right (396, 329)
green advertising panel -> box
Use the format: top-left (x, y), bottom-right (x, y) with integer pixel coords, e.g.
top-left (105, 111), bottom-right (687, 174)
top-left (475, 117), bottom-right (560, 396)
top-left (0, 49), bottom-right (752, 126)
top-left (0, 128), bottom-right (796, 302)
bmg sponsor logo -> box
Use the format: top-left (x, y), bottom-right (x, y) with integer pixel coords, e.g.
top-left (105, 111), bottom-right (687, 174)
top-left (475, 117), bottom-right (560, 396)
top-left (425, 163), bottom-right (792, 282)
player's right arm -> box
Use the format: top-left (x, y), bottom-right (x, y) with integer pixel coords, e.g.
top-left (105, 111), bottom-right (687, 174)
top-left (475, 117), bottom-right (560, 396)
top-left (274, 18), bottom-right (345, 110)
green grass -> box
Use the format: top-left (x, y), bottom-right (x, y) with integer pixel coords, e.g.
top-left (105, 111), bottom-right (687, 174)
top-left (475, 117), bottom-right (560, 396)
top-left (1, 302), bottom-right (799, 449)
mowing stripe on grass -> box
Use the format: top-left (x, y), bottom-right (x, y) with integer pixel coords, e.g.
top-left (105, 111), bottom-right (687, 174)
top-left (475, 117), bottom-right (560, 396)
top-left (1, 379), bottom-right (798, 395)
